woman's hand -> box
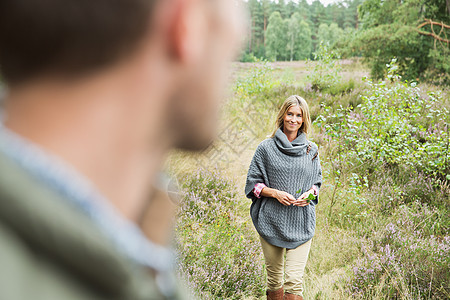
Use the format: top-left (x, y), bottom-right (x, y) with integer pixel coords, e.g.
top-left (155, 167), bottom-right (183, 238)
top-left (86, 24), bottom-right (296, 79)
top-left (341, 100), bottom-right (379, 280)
top-left (274, 190), bottom-right (296, 206)
top-left (293, 189), bottom-right (314, 207)
top-left (260, 187), bottom-right (296, 206)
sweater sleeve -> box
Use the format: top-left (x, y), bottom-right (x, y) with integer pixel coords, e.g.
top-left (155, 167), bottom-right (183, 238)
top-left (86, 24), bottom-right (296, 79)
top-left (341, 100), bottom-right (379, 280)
top-left (245, 143), bottom-right (269, 202)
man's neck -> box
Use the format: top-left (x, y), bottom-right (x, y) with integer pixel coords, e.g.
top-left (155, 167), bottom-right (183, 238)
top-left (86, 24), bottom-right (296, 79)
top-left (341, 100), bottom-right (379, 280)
top-left (4, 70), bottom-right (173, 222)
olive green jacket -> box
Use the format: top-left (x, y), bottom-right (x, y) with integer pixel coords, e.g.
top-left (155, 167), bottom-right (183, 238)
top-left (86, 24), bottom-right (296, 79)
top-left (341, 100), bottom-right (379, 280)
top-left (0, 152), bottom-right (188, 300)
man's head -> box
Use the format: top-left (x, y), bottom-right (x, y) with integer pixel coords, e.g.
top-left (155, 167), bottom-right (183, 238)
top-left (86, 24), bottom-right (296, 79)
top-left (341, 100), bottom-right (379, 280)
top-left (0, 0), bottom-right (156, 85)
top-left (0, 0), bottom-right (243, 150)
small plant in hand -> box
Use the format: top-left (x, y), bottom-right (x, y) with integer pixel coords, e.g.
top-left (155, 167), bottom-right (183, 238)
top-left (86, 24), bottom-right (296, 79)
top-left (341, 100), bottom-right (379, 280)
top-left (296, 188), bottom-right (315, 203)
top-left (306, 193), bottom-right (315, 203)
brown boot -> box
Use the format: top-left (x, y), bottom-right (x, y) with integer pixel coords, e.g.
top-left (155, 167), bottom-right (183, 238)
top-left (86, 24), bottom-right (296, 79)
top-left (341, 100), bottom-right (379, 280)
top-left (284, 292), bottom-right (303, 300)
top-left (266, 287), bottom-right (284, 300)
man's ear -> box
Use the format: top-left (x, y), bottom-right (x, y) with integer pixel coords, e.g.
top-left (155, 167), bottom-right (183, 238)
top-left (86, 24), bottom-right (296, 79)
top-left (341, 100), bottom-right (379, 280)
top-left (166, 0), bottom-right (207, 64)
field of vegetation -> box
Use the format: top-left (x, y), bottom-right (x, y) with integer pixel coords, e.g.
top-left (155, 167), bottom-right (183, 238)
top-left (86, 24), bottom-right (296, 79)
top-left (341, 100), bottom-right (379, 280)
top-left (166, 53), bottom-right (449, 299)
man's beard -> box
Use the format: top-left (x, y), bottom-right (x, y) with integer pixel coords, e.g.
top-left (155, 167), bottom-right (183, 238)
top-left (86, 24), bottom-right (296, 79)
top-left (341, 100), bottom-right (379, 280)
top-left (167, 92), bottom-right (219, 152)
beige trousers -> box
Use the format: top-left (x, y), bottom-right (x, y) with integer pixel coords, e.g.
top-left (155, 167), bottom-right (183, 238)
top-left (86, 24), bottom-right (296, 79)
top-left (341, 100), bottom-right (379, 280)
top-left (259, 236), bottom-right (312, 297)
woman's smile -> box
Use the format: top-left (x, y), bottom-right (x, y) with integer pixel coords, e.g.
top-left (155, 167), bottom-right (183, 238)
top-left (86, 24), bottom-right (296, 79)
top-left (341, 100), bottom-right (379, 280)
top-left (283, 105), bottom-right (303, 134)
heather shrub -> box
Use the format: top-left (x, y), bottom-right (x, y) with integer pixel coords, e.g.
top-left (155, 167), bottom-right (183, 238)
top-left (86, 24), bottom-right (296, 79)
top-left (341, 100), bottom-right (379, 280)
top-left (325, 78), bottom-right (355, 96)
top-left (366, 168), bottom-right (450, 220)
top-left (348, 203), bottom-right (450, 299)
top-left (175, 171), bottom-right (265, 299)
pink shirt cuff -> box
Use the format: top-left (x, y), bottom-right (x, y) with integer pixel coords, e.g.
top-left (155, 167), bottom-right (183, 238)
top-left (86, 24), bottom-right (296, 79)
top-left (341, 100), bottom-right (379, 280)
top-left (253, 183), bottom-right (267, 198)
top-left (312, 185), bottom-right (319, 196)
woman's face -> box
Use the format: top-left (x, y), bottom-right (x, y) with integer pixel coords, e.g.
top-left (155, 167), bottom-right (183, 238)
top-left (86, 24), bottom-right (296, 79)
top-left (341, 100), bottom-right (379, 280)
top-left (283, 105), bottom-right (303, 134)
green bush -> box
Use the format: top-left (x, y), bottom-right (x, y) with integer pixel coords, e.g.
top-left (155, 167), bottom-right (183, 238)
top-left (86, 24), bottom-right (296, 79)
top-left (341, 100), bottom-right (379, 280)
top-left (307, 43), bottom-right (343, 92)
top-left (240, 52), bottom-right (259, 63)
top-left (315, 59), bottom-right (450, 183)
top-left (234, 61), bottom-right (277, 102)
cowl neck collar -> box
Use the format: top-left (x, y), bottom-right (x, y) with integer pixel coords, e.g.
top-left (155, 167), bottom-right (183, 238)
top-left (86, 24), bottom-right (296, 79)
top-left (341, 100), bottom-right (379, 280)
top-left (274, 128), bottom-right (308, 156)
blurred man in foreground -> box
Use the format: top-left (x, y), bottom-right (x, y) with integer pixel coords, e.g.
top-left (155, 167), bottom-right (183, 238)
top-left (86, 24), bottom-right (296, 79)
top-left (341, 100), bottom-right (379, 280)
top-left (0, 0), bottom-right (242, 298)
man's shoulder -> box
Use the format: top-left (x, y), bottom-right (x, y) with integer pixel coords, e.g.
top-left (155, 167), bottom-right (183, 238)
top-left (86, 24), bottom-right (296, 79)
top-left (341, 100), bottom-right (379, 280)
top-left (0, 221), bottom-right (98, 300)
top-left (0, 153), bottom-right (118, 299)
top-left (0, 153), bottom-right (179, 299)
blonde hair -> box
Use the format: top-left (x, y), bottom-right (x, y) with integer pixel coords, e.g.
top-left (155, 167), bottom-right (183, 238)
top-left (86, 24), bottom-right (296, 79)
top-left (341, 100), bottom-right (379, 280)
top-left (271, 95), bottom-right (311, 137)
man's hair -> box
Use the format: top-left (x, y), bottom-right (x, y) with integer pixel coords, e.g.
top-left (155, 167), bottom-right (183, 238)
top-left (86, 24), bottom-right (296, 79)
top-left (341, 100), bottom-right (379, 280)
top-left (0, 0), bottom-right (156, 85)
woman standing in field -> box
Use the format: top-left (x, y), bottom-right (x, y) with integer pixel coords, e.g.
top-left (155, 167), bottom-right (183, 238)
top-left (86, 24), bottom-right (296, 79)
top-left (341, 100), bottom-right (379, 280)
top-left (245, 95), bottom-right (322, 300)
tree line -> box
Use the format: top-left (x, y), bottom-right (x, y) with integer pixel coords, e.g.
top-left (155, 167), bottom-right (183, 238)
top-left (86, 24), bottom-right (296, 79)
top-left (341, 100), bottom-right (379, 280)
top-left (241, 0), bottom-right (450, 84)
top-left (243, 0), bottom-right (362, 61)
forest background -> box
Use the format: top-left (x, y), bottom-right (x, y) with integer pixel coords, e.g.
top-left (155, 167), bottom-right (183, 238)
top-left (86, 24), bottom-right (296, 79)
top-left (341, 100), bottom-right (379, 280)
top-left (241, 0), bottom-right (449, 85)
top-left (169, 0), bottom-right (449, 299)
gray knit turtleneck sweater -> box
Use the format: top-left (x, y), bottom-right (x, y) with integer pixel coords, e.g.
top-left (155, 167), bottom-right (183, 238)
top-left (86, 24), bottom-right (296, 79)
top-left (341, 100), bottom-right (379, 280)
top-left (245, 128), bottom-right (322, 249)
